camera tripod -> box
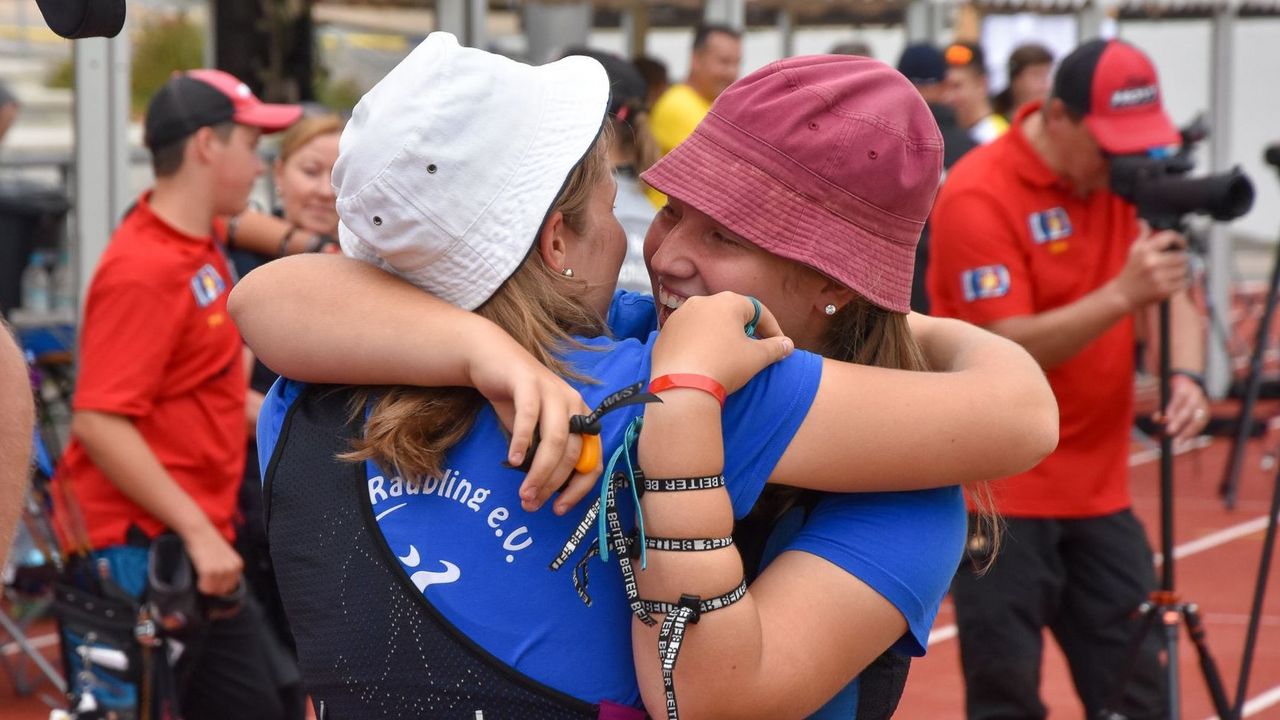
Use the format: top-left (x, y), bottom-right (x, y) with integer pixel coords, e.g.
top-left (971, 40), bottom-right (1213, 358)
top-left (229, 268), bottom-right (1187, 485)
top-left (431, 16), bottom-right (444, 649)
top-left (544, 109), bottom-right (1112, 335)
top-left (1214, 148), bottom-right (1280, 720)
top-left (1098, 297), bottom-right (1233, 720)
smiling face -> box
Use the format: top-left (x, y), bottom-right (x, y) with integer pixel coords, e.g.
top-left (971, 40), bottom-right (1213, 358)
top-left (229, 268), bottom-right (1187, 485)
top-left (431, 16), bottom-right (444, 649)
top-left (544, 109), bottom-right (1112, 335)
top-left (274, 130), bottom-right (340, 237)
top-left (642, 196), bottom-right (835, 350)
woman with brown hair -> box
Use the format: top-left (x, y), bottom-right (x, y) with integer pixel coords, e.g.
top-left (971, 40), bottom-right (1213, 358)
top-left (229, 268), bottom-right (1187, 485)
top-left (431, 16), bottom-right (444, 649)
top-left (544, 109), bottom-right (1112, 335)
top-left (232, 36), bottom-right (1056, 719)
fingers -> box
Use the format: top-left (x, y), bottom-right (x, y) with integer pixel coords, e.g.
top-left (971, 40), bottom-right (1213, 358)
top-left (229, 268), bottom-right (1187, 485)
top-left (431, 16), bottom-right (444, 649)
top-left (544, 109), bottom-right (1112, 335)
top-left (554, 464), bottom-right (604, 516)
top-left (519, 399), bottom-right (590, 512)
top-left (1162, 379), bottom-right (1209, 441)
top-left (506, 383), bottom-right (540, 467)
top-left (195, 556), bottom-right (243, 597)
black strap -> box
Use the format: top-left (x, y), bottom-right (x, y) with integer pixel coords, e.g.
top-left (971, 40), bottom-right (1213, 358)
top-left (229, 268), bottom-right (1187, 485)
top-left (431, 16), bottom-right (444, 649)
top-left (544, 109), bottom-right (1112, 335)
top-left (640, 474), bottom-right (725, 496)
top-left (638, 580), bottom-right (748, 720)
top-left (639, 535), bottom-right (733, 553)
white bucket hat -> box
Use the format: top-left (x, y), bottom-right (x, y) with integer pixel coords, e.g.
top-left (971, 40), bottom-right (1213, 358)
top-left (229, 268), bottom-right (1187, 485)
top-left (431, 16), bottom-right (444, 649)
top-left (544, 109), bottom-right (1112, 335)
top-left (333, 32), bottom-right (609, 310)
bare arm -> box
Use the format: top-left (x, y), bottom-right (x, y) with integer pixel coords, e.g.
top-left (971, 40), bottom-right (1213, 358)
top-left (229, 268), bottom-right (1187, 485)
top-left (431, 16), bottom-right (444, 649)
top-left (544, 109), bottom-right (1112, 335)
top-left (0, 324), bottom-right (32, 562)
top-left (232, 254), bottom-right (1058, 494)
top-left (243, 347), bottom-right (263, 438)
top-left (632, 295), bottom-right (893, 719)
top-left (0, 100), bottom-right (17, 145)
top-left (985, 226), bottom-right (1189, 370)
top-left (226, 209), bottom-right (331, 257)
top-left (70, 410), bottom-right (242, 595)
top-left (228, 253), bottom-right (596, 511)
top-left (772, 315), bottom-right (1059, 491)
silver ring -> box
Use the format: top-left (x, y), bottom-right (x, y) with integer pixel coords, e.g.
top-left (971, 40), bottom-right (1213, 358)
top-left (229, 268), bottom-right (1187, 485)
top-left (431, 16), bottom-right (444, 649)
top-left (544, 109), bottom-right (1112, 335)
top-left (1194, 408), bottom-right (1206, 420)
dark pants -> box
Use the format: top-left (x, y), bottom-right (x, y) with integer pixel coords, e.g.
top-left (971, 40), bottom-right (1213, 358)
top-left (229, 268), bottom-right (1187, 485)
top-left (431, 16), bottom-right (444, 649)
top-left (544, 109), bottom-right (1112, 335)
top-left (951, 511), bottom-right (1166, 720)
top-left (179, 596), bottom-right (302, 720)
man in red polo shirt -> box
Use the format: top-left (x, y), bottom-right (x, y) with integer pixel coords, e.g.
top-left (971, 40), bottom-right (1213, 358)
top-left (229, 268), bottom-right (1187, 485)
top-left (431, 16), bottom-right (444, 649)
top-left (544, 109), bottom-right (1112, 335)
top-left (928, 39), bottom-right (1208, 719)
top-left (53, 70), bottom-right (300, 719)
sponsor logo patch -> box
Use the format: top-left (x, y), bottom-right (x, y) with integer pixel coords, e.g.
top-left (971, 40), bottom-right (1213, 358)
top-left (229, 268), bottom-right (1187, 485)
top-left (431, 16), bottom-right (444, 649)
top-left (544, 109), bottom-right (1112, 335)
top-left (961, 265), bottom-right (1011, 302)
top-left (1029, 207), bottom-right (1073, 244)
top-left (1110, 85), bottom-right (1158, 110)
top-left (190, 264), bottom-right (226, 308)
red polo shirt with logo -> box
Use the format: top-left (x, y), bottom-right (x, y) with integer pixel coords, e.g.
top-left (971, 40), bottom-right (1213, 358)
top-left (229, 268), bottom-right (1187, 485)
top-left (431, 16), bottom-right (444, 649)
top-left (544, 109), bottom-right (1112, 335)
top-left (54, 192), bottom-right (246, 550)
top-left (927, 102), bottom-right (1138, 518)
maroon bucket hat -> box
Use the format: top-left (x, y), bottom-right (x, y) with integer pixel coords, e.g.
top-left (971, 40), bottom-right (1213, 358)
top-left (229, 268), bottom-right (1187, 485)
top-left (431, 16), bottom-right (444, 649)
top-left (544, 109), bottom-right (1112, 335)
top-left (642, 54), bottom-right (943, 313)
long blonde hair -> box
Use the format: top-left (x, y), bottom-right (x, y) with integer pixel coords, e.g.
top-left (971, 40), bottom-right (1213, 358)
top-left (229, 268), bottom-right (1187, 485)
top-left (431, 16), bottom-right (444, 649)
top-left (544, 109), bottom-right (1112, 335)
top-left (341, 131), bottom-right (613, 479)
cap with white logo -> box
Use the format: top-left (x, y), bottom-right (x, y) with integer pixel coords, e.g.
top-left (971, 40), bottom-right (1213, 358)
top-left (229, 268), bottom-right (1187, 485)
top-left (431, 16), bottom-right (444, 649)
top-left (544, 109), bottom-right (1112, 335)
top-left (1051, 38), bottom-right (1179, 155)
top-left (144, 69), bottom-right (302, 151)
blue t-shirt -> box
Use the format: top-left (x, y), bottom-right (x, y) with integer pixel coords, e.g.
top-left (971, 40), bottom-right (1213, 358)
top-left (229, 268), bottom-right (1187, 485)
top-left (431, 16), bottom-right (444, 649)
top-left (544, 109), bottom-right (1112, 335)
top-left (606, 290), bottom-right (967, 717)
top-left (258, 331), bottom-right (822, 707)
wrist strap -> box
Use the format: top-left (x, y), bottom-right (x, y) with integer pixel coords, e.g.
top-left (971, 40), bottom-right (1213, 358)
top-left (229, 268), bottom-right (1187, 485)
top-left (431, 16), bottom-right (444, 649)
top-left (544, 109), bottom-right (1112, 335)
top-left (276, 226), bottom-right (298, 257)
top-left (1171, 368), bottom-right (1206, 393)
top-left (649, 374), bottom-right (726, 407)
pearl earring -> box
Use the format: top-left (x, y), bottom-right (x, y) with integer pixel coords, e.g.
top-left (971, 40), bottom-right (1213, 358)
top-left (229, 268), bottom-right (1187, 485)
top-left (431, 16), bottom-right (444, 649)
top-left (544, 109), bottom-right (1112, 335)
top-left (562, 268), bottom-right (574, 278)
top-left (824, 304), bottom-right (837, 316)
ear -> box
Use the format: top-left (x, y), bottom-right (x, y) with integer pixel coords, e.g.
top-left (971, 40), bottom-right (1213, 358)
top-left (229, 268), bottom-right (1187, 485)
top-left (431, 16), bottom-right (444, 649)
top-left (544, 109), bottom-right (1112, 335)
top-left (188, 126), bottom-right (223, 165)
top-left (536, 209), bottom-right (572, 273)
top-left (815, 279), bottom-right (856, 316)
top-left (272, 156), bottom-right (286, 192)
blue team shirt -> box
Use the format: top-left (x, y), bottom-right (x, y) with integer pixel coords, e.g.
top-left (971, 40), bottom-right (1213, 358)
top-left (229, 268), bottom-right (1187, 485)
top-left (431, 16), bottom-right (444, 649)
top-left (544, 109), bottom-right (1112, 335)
top-left (259, 331), bottom-right (822, 707)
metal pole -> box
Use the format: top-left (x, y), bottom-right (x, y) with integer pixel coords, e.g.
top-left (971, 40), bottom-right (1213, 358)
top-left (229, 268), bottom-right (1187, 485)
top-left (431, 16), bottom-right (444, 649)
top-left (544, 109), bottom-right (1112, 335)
top-left (704, 0), bottom-right (746, 30)
top-left (73, 28), bottom-right (132, 323)
top-left (778, 8), bottom-right (795, 59)
top-left (905, 0), bottom-right (930, 43)
top-left (1206, 7), bottom-right (1235, 401)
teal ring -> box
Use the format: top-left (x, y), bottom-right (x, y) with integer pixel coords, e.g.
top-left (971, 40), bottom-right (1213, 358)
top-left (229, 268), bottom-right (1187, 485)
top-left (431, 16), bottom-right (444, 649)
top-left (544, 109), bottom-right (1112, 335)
top-left (744, 296), bottom-right (762, 338)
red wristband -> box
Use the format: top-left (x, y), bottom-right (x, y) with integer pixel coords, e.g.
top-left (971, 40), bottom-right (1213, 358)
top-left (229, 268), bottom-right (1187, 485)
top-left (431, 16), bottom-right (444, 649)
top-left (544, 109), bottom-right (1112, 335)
top-left (648, 373), bottom-right (726, 407)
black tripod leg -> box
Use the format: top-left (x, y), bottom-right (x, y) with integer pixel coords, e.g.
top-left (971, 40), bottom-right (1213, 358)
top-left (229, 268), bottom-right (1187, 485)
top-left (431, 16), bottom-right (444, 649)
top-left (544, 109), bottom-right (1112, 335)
top-left (1182, 604), bottom-right (1233, 719)
top-left (1220, 236), bottom-right (1280, 508)
top-left (1233, 449), bottom-right (1280, 719)
top-left (1098, 603), bottom-right (1159, 719)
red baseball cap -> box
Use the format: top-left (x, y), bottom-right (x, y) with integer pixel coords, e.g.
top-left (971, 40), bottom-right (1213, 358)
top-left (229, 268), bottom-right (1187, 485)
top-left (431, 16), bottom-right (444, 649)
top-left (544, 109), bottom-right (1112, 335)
top-left (1052, 39), bottom-right (1179, 155)
top-left (144, 69), bottom-right (302, 151)
top-left (642, 55), bottom-right (943, 313)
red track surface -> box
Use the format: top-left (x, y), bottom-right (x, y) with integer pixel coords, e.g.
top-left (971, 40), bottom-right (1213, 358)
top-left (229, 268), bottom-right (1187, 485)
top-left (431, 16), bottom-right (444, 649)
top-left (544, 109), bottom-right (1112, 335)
top-left (897, 422), bottom-right (1280, 720)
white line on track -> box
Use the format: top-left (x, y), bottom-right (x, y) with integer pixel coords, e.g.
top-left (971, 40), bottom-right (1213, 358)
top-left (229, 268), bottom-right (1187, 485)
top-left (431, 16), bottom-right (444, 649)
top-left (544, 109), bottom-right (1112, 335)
top-left (929, 510), bottom-right (1277, 649)
top-left (1202, 683), bottom-right (1280, 719)
top-left (1, 632), bottom-right (57, 657)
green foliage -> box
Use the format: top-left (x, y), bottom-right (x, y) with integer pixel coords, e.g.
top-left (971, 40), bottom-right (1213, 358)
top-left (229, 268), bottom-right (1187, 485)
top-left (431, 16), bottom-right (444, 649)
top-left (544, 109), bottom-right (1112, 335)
top-left (131, 15), bottom-right (205, 115)
top-left (48, 58), bottom-right (74, 89)
top-left (315, 75), bottom-right (363, 114)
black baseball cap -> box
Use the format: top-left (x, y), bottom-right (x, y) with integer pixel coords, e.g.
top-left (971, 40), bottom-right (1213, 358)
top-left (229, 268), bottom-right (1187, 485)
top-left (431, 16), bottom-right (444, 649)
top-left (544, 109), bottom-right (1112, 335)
top-left (145, 69), bottom-right (302, 152)
top-left (1051, 39), bottom-right (1179, 155)
top-left (897, 43), bottom-right (946, 85)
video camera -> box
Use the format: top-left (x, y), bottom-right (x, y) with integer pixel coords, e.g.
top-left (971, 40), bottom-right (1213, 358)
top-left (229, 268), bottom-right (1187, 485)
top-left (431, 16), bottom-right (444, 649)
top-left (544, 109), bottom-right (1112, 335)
top-left (1109, 114), bottom-right (1255, 231)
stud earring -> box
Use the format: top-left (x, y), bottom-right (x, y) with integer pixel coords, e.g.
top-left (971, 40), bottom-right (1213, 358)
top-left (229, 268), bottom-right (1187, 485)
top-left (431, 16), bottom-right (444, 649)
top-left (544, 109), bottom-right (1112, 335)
top-left (562, 268), bottom-right (574, 278)
top-left (824, 304), bottom-right (837, 316)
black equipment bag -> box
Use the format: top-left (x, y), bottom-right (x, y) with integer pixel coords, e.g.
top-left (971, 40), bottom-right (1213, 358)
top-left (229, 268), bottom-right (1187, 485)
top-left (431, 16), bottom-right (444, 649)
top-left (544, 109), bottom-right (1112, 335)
top-left (52, 575), bottom-right (182, 720)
